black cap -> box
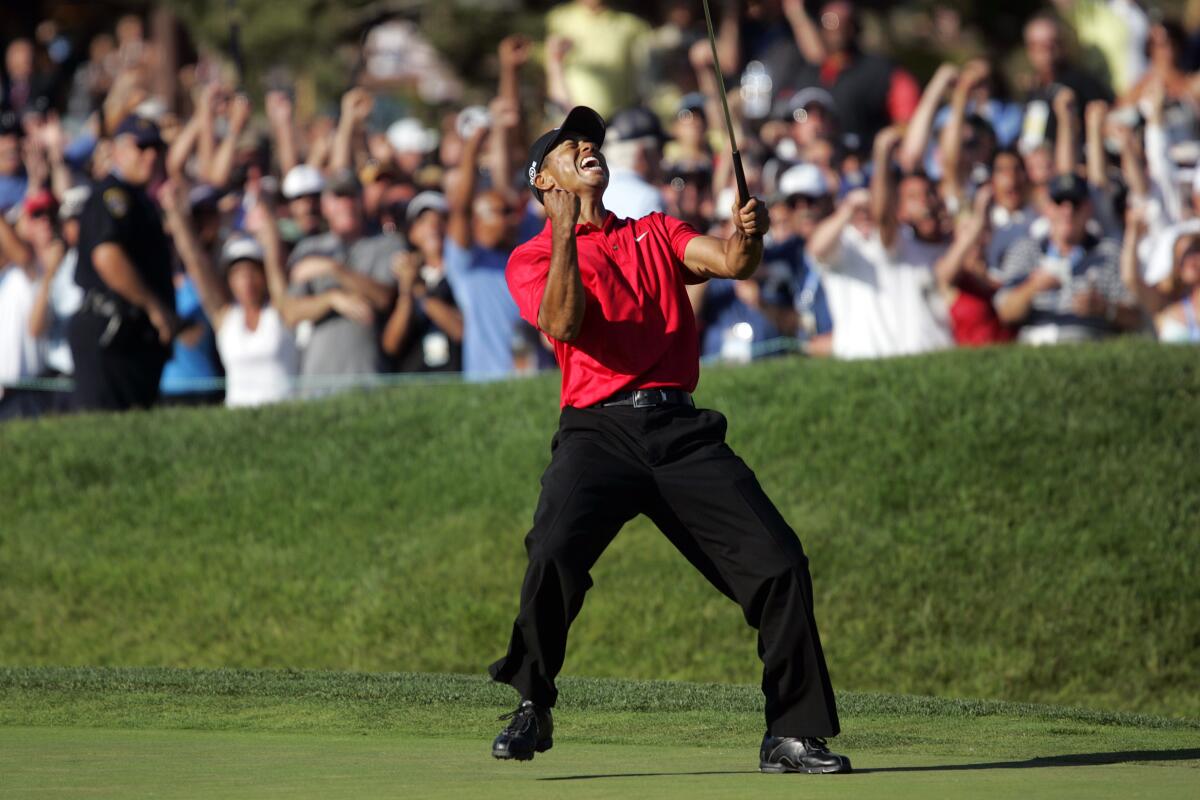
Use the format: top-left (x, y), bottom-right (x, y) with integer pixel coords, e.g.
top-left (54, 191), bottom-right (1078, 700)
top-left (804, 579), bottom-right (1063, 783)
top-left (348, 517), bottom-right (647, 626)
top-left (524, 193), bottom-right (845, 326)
top-left (112, 115), bottom-right (163, 148)
top-left (525, 106), bottom-right (607, 204)
top-left (1048, 173), bottom-right (1089, 204)
top-left (325, 168), bottom-right (362, 197)
top-left (607, 106), bottom-right (669, 144)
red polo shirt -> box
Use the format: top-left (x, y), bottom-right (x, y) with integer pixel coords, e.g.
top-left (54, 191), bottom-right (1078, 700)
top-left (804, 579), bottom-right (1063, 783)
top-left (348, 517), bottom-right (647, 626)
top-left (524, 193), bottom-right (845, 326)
top-left (506, 211), bottom-right (704, 408)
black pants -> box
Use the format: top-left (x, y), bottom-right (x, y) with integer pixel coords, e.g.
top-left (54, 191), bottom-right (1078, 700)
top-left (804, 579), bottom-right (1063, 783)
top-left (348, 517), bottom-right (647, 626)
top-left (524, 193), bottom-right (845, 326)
top-left (489, 403), bottom-right (840, 738)
top-left (67, 309), bottom-right (167, 412)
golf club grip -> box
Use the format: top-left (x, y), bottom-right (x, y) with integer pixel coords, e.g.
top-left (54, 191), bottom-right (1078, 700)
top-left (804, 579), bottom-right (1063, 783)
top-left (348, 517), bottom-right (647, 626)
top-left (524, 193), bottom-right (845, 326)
top-left (732, 150), bottom-right (750, 208)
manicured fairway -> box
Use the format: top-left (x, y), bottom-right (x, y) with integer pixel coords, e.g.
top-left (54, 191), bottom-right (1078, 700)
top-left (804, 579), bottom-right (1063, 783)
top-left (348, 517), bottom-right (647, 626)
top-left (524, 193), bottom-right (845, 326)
top-left (2, 667), bottom-right (1196, 799)
top-left (4, 726), bottom-right (1199, 800)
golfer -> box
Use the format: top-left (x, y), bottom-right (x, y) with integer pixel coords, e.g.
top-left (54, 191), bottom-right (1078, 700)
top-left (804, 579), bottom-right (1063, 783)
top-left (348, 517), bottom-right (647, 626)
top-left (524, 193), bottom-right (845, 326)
top-left (488, 106), bottom-right (850, 775)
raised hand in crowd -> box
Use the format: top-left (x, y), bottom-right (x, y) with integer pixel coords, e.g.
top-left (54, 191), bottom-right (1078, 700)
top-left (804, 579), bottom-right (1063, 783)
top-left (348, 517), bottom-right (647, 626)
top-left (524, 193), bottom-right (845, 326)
top-left (332, 87), bottom-right (374, 173)
top-left (265, 90), bottom-right (299, 176)
top-left (1051, 85), bottom-right (1078, 175)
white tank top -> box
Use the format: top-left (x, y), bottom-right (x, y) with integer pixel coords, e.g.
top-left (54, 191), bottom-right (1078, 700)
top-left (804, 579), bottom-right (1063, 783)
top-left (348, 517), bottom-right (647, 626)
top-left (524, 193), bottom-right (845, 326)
top-left (216, 305), bottom-right (299, 407)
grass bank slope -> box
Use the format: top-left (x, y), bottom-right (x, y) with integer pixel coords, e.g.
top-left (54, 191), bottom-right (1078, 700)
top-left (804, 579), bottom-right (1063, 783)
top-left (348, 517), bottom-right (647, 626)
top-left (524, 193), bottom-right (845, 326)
top-left (2, 341), bottom-right (1197, 715)
top-left (1, 667), bottom-right (1198, 800)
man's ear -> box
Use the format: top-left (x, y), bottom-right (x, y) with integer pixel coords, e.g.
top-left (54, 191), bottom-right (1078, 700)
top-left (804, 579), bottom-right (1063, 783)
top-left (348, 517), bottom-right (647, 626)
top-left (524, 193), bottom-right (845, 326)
top-left (534, 170), bottom-right (557, 195)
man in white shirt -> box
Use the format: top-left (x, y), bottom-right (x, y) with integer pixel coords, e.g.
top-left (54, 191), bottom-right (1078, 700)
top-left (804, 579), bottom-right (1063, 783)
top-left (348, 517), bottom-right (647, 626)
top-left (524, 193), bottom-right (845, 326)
top-left (0, 254), bottom-right (42, 418)
top-left (601, 107), bottom-right (666, 220)
top-left (805, 126), bottom-right (954, 359)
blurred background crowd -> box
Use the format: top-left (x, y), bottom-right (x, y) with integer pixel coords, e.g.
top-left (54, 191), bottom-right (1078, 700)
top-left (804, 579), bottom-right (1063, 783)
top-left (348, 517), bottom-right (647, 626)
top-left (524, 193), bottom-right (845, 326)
top-left (2, 0), bottom-right (1200, 417)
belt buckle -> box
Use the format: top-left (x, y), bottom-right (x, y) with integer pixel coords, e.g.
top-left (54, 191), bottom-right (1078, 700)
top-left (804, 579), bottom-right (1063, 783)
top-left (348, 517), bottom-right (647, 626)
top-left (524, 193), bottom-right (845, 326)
top-left (632, 389), bottom-right (667, 409)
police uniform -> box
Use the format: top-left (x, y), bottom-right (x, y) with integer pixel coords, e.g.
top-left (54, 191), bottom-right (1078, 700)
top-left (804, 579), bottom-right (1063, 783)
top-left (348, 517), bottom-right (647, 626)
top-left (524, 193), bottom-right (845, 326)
top-left (68, 118), bottom-right (175, 411)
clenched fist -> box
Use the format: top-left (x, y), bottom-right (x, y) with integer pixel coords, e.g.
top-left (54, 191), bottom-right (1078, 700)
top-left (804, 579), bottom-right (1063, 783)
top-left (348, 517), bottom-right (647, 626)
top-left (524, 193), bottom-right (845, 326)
top-left (732, 196), bottom-right (769, 239)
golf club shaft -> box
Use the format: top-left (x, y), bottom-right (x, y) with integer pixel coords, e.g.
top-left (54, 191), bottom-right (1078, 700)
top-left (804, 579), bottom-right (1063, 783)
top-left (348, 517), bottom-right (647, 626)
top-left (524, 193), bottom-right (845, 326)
top-left (701, 0), bottom-right (750, 207)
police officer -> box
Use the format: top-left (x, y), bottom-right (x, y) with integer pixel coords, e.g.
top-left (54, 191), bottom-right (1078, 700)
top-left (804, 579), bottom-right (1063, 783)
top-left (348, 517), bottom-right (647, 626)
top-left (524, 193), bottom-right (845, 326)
top-left (68, 116), bottom-right (177, 411)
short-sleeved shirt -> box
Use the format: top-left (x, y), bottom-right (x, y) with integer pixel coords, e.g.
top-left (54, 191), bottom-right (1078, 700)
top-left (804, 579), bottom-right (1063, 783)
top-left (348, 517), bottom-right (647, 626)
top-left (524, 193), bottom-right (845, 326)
top-left (443, 238), bottom-right (520, 381)
top-left (993, 233), bottom-right (1128, 343)
top-left (506, 211), bottom-right (703, 408)
top-left (289, 231), bottom-right (403, 377)
top-left (75, 173), bottom-right (175, 313)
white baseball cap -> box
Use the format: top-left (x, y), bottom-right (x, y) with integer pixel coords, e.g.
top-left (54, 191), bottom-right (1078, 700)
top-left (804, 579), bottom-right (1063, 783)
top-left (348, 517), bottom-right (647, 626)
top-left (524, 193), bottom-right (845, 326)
top-left (778, 163), bottom-right (829, 199)
top-left (406, 190), bottom-right (449, 223)
top-left (282, 165), bottom-right (326, 200)
top-left (387, 118), bottom-right (439, 155)
top-left (220, 235), bottom-right (265, 268)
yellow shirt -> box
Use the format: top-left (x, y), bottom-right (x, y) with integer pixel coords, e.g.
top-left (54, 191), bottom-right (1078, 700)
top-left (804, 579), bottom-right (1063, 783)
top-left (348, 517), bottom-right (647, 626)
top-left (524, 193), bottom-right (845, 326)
top-left (546, 2), bottom-right (651, 118)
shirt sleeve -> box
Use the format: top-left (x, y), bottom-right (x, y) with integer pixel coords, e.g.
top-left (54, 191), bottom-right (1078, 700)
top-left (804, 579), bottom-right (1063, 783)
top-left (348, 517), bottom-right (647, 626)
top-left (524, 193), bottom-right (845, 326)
top-left (993, 237), bottom-right (1039, 308)
top-left (504, 240), bottom-right (551, 329)
top-left (660, 213), bottom-right (702, 262)
top-left (81, 190), bottom-right (121, 247)
top-left (442, 236), bottom-right (473, 296)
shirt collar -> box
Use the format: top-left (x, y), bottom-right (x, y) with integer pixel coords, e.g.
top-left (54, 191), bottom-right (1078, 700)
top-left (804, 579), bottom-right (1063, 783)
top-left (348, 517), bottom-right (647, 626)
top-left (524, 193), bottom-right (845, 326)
top-left (575, 211), bottom-right (618, 234)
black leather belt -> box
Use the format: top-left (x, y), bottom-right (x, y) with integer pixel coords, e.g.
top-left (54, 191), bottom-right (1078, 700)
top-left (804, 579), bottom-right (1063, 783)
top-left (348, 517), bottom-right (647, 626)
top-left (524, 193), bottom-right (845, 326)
top-left (595, 388), bottom-right (694, 408)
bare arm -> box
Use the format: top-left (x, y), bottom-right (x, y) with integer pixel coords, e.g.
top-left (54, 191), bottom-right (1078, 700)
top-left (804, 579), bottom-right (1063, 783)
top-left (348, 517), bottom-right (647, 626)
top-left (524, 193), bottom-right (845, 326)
top-left (1052, 86), bottom-right (1079, 176)
top-left (871, 126), bottom-right (903, 249)
top-left (544, 35), bottom-right (574, 111)
top-left (935, 187), bottom-right (991, 292)
top-left (940, 60), bottom-right (989, 204)
top-left (716, 0), bottom-right (741, 77)
top-left (806, 189), bottom-right (868, 265)
top-left (682, 197), bottom-right (769, 280)
top-left (1084, 100), bottom-right (1109, 189)
top-left (1119, 206), bottom-right (1166, 315)
top-left (447, 127), bottom-right (488, 249)
top-left (331, 88), bottom-right (373, 174)
top-left (537, 189), bottom-right (587, 341)
top-left (265, 91), bottom-right (299, 176)
top-left (0, 212), bottom-right (33, 267)
top-left (290, 254), bottom-right (395, 312)
top-left (208, 93), bottom-right (251, 188)
top-left (160, 181), bottom-right (231, 329)
top-left (781, 0), bottom-right (825, 64)
top-left (194, 84), bottom-right (219, 185)
top-left (898, 63), bottom-right (958, 174)
top-left (166, 112), bottom-right (202, 181)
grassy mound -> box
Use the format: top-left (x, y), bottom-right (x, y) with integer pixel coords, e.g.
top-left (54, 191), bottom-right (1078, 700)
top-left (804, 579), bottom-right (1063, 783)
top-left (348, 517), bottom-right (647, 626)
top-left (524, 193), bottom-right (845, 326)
top-left (2, 341), bottom-right (1197, 716)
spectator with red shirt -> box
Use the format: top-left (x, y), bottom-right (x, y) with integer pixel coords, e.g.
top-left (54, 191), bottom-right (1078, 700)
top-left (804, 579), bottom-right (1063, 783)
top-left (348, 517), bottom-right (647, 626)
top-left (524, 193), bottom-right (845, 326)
top-left (935, 186), bottom-right (1016, 347)
top-left (489, 106), bottom-right (849, 775)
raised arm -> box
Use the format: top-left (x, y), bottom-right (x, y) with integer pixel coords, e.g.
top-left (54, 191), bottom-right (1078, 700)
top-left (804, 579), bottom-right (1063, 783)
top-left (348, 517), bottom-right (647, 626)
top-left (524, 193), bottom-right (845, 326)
top-left (897, 62), bottom-right (958, 174)
top-left (331, 87), bottom-right (373, 174)
top-left (939, 59), bottom-right (989, 204)
top-left (806, 188), bottom-right (868, 266)
top-left (265, 91), bottom-right (299, 176)
top-left (166, 110), bottom-right (202, 181)
top-left (871, 125), bottom-right (903, 248)
top-left (1084, 100), bottom-right (1109, 189)
top-left (0, 209), bottom-right (34, 268)
top-left (208, 93), bottom-right (251, 189)
top-left (160, 180), bottom-right (231, 329)
top-left (935, 186), bottom-right (992, 293)
top-left (1052, 86), bottom-right (1079, 176)
top-left (537, 189), bottom-right (586, 341)
top-left (446, 126), bottom-right (488, 249)
top-left (681, 196), bottom-right (769, 281)
top-left (1119, 204), bottom-right (1166, 315)
top-left (781, 0), bottom-right (826, 64)
top-left (544, 35), bottom-right (574, 112)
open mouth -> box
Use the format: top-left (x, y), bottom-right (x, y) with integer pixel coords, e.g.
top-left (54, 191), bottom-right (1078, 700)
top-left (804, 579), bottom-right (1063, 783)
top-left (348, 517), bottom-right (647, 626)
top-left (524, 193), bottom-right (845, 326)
top-left (579, 155), bottom-right (603, 174)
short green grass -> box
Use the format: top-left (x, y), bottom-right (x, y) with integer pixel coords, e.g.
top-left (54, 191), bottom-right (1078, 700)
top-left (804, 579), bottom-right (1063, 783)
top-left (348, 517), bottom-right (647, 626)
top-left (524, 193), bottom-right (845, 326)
top-left (2, 667), bottom-right (1197, 799)
top-left (2, 341), bottom-right (1198, 716)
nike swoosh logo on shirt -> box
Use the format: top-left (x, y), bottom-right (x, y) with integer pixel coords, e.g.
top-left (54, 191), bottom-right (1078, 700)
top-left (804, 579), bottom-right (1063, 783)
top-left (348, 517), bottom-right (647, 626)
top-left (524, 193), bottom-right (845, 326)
top-left (635, 232), bottom-right (649, 242)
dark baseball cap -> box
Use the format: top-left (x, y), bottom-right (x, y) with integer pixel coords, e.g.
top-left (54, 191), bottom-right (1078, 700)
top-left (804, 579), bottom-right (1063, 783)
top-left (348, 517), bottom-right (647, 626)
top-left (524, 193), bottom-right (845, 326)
top-left (1048, 173), bottom-right (1089, 204)
top-left (112, 115), bottom-right (163, 148)
top-left (607, 106), bottom-right (669, 144)
top-left (525, 106), bottom-right (606, 204)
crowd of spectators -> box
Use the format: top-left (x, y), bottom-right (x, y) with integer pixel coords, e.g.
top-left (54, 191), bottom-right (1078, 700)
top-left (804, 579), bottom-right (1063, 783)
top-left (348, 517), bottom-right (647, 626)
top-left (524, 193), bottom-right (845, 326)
top-left (2, 0), bottom-right (1200, 418)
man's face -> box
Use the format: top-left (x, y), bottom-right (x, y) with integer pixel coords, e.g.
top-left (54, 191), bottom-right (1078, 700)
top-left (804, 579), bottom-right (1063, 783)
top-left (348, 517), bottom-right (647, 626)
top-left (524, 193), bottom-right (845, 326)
top-left (791, 104), bottom-right (835, 147)
top-left (6, 40), bottom-right (33, 80)
top-left (536, 134), bottom-right (608, 199)
top-left (788, 194), bottom-right (833, 239)
top-left (0, 134), bottom-right (19, 177)
top-left (111, 134), bottom-right (160, 185)
top-left (472, 190), bottom-right (519, 251)
top-left (289, 194), bottom-right (322, 235)
top-left (991, 152), bottom-right (1027, 209)
top-left (322, 192), bottom-right (362, 238)
top-left (1025, 19), bottom-right (1061, 77)
top-left (1048, 196), bottom-right (1090, 244)
top-left (897, 175), bottom-right (948, 242)
top-left (409, 209), bottom-right (446, 255)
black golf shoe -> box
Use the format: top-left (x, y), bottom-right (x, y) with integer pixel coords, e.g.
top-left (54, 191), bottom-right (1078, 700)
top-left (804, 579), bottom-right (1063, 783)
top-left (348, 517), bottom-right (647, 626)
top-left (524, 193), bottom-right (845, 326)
top-left (759, 734), bottom-right (852, 774)
top-left (491, 700), bottom-right (553, 761)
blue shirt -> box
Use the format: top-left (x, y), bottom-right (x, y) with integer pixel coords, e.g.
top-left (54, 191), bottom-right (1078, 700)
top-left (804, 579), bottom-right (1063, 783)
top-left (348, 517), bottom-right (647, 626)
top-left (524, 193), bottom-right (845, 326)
top-left (443, 237), bottom-right (520, 381)
top-left (160, 276), bottom-right (220, 395)
top-left (0, 174), bottom-right (27, 212)
top-left (763, 237), bottom-right (833, 337)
